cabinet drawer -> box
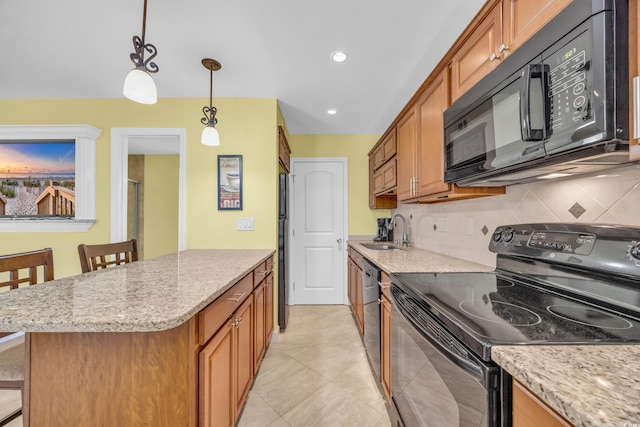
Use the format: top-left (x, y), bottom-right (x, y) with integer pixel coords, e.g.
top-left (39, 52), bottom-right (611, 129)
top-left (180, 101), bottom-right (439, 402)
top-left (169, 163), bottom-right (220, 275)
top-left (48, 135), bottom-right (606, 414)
top-left (199, 273), bottom-right (253, 345)
top-left (349, 247), bottom-right (364, 268)
top-left (254, 262), bottom-right (267, 287)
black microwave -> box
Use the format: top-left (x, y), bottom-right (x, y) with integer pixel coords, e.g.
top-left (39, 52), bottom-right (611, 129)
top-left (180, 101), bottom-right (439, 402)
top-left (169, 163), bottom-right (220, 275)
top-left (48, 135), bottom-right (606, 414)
top-left (443, 0), bottom-right (630, 187)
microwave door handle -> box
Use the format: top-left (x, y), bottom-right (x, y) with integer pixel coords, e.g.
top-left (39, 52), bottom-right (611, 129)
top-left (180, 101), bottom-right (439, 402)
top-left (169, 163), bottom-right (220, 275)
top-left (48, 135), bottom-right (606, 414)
top-left (520, 64), bottom-right (547, 141)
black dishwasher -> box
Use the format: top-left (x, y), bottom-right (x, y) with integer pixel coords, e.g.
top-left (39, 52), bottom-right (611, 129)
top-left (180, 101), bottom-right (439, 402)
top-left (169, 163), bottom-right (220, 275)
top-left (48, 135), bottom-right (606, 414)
top-left (362, 258), bottom-right (382, 380)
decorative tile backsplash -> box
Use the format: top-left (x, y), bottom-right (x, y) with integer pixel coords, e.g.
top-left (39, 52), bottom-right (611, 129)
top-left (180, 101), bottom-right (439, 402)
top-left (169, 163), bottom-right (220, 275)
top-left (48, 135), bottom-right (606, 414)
top-left (392, 164), bottom-right (640, 267)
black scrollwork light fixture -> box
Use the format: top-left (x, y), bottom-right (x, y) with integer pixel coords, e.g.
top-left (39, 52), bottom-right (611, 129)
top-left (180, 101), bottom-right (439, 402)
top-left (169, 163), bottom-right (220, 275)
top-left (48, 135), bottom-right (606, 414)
top-left (201, 58), bottom-right (222, 146)
top-left (123, 0), bottom-right (159, 104)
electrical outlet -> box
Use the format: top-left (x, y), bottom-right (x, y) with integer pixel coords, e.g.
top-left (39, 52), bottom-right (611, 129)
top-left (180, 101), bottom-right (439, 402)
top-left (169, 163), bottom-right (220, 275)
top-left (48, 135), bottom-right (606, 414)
top-left (436, 217), bottom-right (448, 232)
top-left (236, 217), bottom-right (254, 231)
top-left (464, 217), bottom-right (474, 235)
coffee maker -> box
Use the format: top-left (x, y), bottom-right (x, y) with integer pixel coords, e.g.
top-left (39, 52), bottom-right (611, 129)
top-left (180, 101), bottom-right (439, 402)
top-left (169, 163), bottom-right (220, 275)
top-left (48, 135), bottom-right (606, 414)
top-left (373, 218), bottom-right (393, 242)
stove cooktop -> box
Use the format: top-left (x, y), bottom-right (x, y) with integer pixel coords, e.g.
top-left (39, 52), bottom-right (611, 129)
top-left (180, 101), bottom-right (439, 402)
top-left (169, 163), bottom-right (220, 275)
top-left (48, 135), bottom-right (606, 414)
top-left (391, 270), bottom-right (640, 361)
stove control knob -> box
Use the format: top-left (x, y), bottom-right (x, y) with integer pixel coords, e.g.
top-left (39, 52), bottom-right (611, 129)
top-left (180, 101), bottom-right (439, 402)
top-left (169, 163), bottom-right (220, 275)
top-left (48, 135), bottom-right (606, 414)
top-left (502, 229), bottom-right (515, 243)
top-left (492, 231), bottom-right (502, 243)
top-left (631, 243), bottom-right (640, 260)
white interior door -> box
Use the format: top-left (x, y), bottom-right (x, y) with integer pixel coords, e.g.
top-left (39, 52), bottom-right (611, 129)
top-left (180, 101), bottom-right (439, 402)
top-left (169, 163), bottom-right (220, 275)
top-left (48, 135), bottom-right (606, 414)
top-left (291, 158), bottom-right (347, 305)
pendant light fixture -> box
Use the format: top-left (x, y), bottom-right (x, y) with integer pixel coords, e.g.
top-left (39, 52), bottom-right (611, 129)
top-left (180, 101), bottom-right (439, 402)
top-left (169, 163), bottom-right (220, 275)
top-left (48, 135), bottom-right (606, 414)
top-left (201, 58), bottom-right (222, 146)
top-left (123, 0), bottom-right (159, 104)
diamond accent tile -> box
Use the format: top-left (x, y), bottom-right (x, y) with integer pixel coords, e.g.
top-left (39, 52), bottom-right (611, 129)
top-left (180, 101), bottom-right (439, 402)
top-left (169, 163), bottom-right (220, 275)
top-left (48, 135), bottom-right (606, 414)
top-left (433, 224), bottom-right (437, 231)
top-left (481, 225), bottom-right (489, 235)
top-left (569, 202), bottom-right (586, 219)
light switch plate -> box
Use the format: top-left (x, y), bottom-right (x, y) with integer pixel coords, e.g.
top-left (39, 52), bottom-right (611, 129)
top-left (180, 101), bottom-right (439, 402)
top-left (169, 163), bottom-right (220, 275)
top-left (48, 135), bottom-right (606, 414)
top-left (236, 217), bottom-right (254, 231)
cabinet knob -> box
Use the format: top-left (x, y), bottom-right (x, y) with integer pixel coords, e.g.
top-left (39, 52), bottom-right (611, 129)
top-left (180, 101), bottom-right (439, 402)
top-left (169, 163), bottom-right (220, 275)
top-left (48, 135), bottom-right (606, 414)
top-left (498, 43), bottom-right (509, 53)
top-left (489, 53), bottom-right (498, 62)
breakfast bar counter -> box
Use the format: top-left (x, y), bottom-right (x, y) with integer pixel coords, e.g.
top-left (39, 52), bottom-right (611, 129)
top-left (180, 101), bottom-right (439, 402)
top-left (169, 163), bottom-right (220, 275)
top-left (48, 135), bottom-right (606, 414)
top-left (0, 249), bottom-right (275, 427)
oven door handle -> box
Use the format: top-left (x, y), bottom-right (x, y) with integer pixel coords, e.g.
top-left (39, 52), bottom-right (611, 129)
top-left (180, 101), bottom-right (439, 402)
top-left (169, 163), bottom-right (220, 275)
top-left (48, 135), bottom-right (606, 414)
top-left (520, 63), bottom-right (551, 142)
top-left (391, 291), bottom-right (486, 384)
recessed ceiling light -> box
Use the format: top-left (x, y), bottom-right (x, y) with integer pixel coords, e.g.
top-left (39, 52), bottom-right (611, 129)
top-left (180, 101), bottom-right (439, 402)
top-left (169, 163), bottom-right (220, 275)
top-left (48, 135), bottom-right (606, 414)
top-left (327, 109), bottom-right (337, 115)
top-left (331, 51), bottom-right (348, 63)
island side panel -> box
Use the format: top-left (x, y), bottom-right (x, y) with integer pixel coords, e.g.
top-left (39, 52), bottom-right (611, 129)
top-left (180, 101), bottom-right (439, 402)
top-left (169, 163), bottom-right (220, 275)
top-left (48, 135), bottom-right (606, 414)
top-left (26, 321), bottom-right (195, 427)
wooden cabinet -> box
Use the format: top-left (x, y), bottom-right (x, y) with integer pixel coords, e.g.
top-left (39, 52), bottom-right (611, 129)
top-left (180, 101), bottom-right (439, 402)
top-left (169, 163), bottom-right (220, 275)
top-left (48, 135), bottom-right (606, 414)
top-left (373, 130), bottom-right (397, 169)
top-left (200, 294), bottom-right (253, 427)
top-left (278, 126), bottom-right (291, 173)
top-left (265, 272), bottom-right (274, 343)
top-left (347, 247), bottom-right (364, 335)
top-left (503, 0), bottom-right (573, 54)
top-left (450, 3), bottom-right (503, 103)
top-left (415, 71), bottom-right (450, 197)
top-left (373, 158), bottom-right (397, 195)
top-left (451, 0), bottom-right (571, 103)
top-left (369, 129), bottom-right (398, 209)
top-left (199, 255), bottom-right (274, 427)
top-left (369, 155), bottom-right (397, 209)
top-left (396, 106), bottom-right (418, 201)
top-left (380, 271), bottom-right (392, 401)
top-left (512, 380), bottom-right (573, 427)
top-left (396, 70), bottom-right (505, 203)
top-left (253, 281), bottom-right (265, 372)
top-left (234, 296), bottom-right (254, 416)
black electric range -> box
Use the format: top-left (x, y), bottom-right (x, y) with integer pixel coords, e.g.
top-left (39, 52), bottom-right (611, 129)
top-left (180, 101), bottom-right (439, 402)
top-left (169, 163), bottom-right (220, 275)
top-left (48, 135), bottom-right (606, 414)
top-left (388, 223), bottom-right (640, 427)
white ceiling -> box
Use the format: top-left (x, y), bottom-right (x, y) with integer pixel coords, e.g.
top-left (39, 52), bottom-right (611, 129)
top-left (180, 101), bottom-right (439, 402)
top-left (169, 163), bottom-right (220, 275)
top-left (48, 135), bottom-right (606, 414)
top-left (0, 0), bottom-right (485, 135)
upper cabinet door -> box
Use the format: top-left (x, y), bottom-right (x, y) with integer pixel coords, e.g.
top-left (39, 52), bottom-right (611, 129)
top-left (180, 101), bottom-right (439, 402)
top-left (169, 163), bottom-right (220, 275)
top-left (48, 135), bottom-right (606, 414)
top-left (450, 4), bottom-right (503, 103)
top-left (416, 70), bottom-right (450, 197)
top-left (396, 107), bottom-right (418, 201)
top-left (503, 0), bottom-right (573, 54)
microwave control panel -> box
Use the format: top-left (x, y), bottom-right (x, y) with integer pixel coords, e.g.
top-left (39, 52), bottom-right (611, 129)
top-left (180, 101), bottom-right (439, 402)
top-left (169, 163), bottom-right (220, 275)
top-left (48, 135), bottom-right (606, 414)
top-left (547, 31), bottom-right (592, 133)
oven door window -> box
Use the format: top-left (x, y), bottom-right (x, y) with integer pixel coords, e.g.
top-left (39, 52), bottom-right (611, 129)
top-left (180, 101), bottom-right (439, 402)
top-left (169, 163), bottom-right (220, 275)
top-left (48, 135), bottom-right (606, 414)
top-left (391, 296), bottom-right (498, 426)
top-left (445, 77), bottom-right (546, 175)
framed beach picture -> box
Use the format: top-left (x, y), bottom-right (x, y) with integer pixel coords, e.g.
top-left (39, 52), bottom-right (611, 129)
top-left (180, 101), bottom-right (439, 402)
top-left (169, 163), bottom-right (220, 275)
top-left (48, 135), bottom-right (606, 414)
top-left (0, 141), bottom-right (76, 217)
top-left (218, 155), bottom-right (242, 210)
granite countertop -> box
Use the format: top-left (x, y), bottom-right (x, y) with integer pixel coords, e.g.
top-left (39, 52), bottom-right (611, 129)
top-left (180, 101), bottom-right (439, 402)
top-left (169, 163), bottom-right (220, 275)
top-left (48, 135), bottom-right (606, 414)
top-left (0, 249), bottom-right (274, 333)
top-left (492, 345), bottom-right (640, 427)
top-left (348, 240), bottom-right (493, 273)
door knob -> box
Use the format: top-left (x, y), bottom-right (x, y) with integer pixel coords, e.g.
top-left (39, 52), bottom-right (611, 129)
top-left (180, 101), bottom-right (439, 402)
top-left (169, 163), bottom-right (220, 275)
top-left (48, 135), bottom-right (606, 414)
top-left (337, 238), bottom-right (343, 243)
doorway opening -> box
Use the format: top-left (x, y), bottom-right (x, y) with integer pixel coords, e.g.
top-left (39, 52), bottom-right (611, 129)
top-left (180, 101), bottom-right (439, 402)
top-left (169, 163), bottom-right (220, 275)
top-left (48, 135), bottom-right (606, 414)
top-left (110, 128), bottom-right (186, 256)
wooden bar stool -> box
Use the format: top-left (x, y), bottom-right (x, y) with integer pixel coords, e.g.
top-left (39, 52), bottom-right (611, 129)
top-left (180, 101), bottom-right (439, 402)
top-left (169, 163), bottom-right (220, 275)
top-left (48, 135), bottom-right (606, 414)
top-left (0, 248), bottom-right (55, 425)
top-left (77, 239), bottom-right (138, 273)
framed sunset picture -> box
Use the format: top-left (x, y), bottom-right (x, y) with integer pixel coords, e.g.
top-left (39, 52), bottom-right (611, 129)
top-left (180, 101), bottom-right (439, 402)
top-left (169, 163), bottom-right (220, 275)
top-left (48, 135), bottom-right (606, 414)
top-left (0, 141), bottom-right (76, 217)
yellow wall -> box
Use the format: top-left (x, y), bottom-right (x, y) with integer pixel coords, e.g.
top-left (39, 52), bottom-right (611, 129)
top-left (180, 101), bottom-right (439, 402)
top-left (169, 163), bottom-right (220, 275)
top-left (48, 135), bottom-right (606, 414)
top-left (144, 155), bottom-right (179, 259)
top-left (0, 97), bottom-right (279, 278)
top-left (288, 134), bottom-right (387, 236)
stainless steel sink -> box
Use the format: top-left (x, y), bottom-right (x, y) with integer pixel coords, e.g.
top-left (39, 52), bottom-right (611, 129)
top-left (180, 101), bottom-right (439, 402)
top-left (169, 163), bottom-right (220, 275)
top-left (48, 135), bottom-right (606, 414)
top-left (361, 243), bottom-right (400, 251)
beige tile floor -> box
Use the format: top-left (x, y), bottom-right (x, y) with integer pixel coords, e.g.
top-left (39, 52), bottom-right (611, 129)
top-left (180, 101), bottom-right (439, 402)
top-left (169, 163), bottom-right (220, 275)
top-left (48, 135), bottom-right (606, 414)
top-left (238, 305), bottom-right (391, 427)
top-left (0, 305), bottom-right (390, 427)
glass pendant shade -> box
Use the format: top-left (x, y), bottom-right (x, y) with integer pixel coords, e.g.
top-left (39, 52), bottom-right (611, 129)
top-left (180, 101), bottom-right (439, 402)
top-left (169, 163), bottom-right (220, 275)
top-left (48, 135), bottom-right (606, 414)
top-left (201, 125), bottom-right (220, 146)
top-left (123, 68), bottom-right (158, 104)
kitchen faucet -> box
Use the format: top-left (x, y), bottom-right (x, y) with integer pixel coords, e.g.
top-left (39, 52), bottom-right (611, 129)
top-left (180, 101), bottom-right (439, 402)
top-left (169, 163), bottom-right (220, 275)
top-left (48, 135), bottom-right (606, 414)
top-left (389, 214), bottom-right (410, 248)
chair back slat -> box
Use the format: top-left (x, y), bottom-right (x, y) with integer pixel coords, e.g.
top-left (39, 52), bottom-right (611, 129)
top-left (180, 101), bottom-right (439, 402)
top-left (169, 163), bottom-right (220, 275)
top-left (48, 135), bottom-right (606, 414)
top-left (0, 248), bottom-right (55, 291)
top-left (78, 239), bottom-right (138, 273)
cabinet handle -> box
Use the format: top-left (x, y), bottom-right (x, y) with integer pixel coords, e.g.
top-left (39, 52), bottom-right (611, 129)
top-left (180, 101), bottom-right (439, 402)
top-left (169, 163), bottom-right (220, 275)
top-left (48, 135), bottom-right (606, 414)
top-left (498, 43), bottom-right (509, 53)
top-left (377, 299), bottom-right (382, 305)
top-left (378, 282), bottom-right (390, 290)
top-left (489, 53), bottom-right (498, 62)
top-left (228, 292), bottom-right (246, 302)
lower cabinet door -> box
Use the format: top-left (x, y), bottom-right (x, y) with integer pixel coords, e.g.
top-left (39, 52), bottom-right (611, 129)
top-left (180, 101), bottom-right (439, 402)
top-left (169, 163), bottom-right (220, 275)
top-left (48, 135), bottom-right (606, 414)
top-left (235, 296), bottom-right (254, 415)
top-left (199, 320), bottom-right (235, 427)
top-left (253, 281), bottom-right (266, 372)
top-left (265, 273), bottom-right (274, 342)
top-left (381, 295), bottom-right (392, 401)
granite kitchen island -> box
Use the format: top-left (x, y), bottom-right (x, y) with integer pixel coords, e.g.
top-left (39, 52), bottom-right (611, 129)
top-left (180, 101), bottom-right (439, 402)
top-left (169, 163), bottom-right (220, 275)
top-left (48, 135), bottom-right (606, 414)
top-left (0, 249), bottom-right (275, 427)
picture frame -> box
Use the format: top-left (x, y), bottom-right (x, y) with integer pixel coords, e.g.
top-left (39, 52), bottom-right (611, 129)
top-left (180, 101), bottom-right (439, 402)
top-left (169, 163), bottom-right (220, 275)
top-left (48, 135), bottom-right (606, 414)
top-left (217, 154), bottom-right (242, 210)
